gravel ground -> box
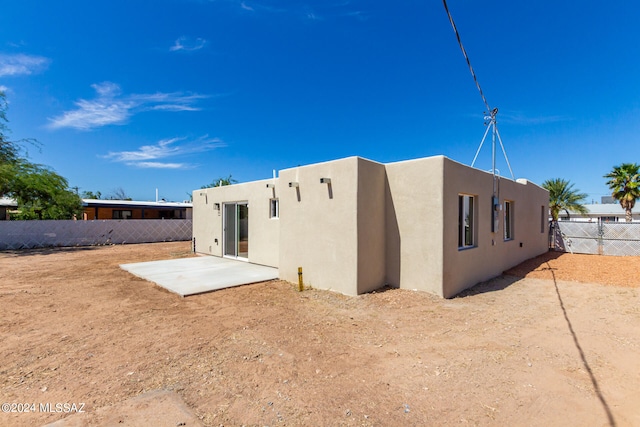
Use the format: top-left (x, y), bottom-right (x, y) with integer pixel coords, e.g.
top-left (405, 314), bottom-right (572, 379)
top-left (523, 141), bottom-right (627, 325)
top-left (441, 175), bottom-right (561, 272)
top-left (1, 243), bottom-right (638, 427)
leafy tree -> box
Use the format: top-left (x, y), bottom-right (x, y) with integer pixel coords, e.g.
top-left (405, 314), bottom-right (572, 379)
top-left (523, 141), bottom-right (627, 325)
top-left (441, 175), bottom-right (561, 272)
top-left (604, 163), bottom-right (640, 222)
top-left (13, 166), bottom-right (83, 219)
top-left (201, 174), bottom-right (238, 189)
top-left (0, 94), bottom-right (21, 166)
top-left (108, 187), bottom-right (132, 200)
top-left (542, 178), bottom-right (588, 222)
top-left (0, 90), bottom-right (83, 219)
top-left (0, 160), bottom-right (17, 197)
top-left (81, 190), bottom-right (103, 199)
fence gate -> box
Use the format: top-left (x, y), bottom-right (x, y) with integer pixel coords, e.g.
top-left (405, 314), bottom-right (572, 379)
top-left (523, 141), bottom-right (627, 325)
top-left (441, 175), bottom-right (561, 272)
top-left (551, 221), bottom-right (640, 256)
top-left (601, 223), bottom-right (640, 256)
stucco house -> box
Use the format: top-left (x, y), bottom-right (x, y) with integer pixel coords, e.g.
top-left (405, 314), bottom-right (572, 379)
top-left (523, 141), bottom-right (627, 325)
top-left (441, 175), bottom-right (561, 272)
top-left (192, 155), bottom-right (548, 298)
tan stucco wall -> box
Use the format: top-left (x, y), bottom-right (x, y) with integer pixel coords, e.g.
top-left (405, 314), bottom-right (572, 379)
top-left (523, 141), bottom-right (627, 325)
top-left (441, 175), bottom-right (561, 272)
top-left (441, 158), bottom-right (549, 297)
top-left (192, 189), bottom-right (218, 255)
top-left (192, 179), bottom-right (279, 267)
top-left (192, 154), bottom-right (549, 299)
top-left (356, 158), bottom-right (387, 294)
top-left (384, 156), bottom-right (446, 296)
top-left (278, 157), bottom-right (360, 295)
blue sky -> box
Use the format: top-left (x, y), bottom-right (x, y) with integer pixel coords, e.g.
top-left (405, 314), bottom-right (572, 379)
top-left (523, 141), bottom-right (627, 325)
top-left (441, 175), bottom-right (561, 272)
top-left (1, 0), bottom-right (639, 203)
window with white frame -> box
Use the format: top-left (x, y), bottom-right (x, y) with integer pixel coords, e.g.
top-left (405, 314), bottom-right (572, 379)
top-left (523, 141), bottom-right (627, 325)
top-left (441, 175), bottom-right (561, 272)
top-left (504, 200), bottom-right (514, 240)
top-left (269, 198), bottom-right (279, 218)
top-left (458, 194), bottom-right (476, 248)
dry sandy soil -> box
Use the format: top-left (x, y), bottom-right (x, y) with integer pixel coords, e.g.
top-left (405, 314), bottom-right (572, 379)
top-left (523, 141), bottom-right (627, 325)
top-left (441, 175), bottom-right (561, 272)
top-left (1, 242), bottom-right (639, 427)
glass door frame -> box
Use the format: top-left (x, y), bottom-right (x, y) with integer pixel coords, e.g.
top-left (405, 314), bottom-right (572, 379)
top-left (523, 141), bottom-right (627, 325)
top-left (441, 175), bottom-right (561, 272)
top-left (222, 202), bottom-right (249, 261)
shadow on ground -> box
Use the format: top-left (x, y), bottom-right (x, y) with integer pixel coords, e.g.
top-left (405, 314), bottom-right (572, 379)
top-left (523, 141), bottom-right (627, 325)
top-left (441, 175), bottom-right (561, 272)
top-left (0, 245), bottom-right (107, 257)
top-left (458, 253), bottom-right (617, 425)
top-left (456, 275), bottom-right (523, 298)
top-left (457, 251), bottom-right (565, 298)
top-left (503, 250), bottom-right (565, 277)
top-left (546, 261), bottom-right (617, 426)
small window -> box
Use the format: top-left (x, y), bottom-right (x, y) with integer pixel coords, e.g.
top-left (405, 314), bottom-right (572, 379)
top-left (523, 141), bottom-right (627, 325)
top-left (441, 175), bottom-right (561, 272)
top-left (159, 210), bottom-right (176, 219)
top-left (269, 198), bottom-right (279, 218)
top-left (113, 210), bottom-right (132, 220)
top-left (504, 201), bottom-right (514, 240)
top-left (541, 206), bottom-right (546, 233)
top-left (458, 194), bottom-right (476, 248)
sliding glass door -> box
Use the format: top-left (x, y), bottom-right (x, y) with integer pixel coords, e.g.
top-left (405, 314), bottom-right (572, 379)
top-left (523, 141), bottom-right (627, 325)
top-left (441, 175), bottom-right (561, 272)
top-left (223, 202), bottom-right (248, 259)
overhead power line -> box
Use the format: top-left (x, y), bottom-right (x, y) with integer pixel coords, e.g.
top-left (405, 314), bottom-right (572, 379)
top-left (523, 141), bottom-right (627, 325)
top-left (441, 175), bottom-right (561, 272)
top-left (441, 0), bottom-right (515, 183)
top-left (442, 0), bottom-right (491, 113)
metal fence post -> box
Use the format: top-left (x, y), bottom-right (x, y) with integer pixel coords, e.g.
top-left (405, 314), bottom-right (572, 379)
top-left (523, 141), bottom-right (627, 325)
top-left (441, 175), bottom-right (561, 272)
top-left (597, 218), bottom-right (604, 255)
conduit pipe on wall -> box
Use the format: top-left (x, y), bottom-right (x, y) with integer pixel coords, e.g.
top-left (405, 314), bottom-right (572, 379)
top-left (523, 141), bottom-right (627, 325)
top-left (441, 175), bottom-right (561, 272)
top-left (320, 177), bottom-right (333, 199)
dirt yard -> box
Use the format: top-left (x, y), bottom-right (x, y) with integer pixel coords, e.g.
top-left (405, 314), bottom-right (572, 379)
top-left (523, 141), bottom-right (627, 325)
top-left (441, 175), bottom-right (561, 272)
top-left (1, 242), bottom-right (639, 427)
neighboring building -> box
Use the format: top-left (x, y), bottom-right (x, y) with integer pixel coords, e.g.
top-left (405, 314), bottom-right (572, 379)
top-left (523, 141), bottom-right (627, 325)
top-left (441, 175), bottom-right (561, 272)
top-left (0, 198), bottom-right (193, 221)
top-left (560, 203), bottom-right (640, 223)
top-left (0, 198), bottom-right (18, 220)
top-left (192, 155), bottom-right (549, 298)
top-left (82, 199), bottom-right (192, 220)
top-left (600, 196), bottom-right (616, 204)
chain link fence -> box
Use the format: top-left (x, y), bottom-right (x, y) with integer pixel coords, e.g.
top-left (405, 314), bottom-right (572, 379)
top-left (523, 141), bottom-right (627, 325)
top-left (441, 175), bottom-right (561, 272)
top-left (0, 219), bottom-right (192, 250)
top-left (550, 221), bottom-right (640, 256)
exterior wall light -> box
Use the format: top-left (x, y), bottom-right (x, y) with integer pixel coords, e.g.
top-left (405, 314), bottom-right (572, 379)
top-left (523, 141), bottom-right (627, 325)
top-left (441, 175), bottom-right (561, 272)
top-left (320, 178), bottom-right (331, 184)
top-left (289, 182), bottom-right (299, 188)
top-left (266, 183), bottom-right (275, 188)
top-left (214, 203), bottom-right (220, 210)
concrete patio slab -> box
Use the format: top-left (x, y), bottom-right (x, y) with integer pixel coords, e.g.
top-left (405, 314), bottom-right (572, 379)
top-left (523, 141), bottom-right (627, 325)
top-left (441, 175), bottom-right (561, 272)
top-left (120, 256), bottom-right (279, 297)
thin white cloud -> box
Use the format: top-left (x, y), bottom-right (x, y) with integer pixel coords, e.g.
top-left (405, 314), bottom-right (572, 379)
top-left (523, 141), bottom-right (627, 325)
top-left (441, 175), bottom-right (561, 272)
top-left (306, 11), bottom-right (322, 20)
top-left (92, 81), bottom-right (121, 97)
top-left (146, 103), bottom-right (201, 112)
top-left (343, 10), bottom-right (369, 21)
top-left (232, 1), bottom-right (365, 21)
top-left (0, 85), bottom-right (9, 93)
top-left (170, 36), bottom-right (207, 52)
top-left (103, 136), bottom-right (226, 170)
top-left (235, 1), bottom-right (285, 14)
top-left (0, 53), bottom-right (50, 77)
top-left (52, 98), bottom-right (132, 130)
top-left (48, 82), bottom-right (206, 130)
top-left (134, 162), bottom-right (187, 169)
top-left (499, 111), bottom-right (570, 125)
top-left (106, 137), bottom-right (184, 162)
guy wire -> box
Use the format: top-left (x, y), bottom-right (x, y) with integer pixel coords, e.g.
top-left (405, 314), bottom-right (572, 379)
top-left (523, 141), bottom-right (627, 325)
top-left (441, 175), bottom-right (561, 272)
top-left (442, 0), bottom-right (491, 113)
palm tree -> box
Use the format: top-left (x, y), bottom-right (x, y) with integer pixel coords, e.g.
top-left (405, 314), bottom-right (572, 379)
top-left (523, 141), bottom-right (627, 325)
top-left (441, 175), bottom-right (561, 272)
top-left (604, 163), bottom-right (640, 222)
top-left (542, 178), bottom-right (588, 222)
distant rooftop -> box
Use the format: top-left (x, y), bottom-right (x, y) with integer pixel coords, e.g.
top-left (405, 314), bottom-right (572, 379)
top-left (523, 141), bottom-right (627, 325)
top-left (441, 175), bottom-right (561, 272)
top-left (0, 198), bottom-right (18, 207)
top-left (82, 199), bottom-right (192, 208)
top-left (600, 196), bottom-right (616, 204)
top-left (569, 203), bottom-right (639, 215)
top-left (2, 198), bottom-right (192, 208)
